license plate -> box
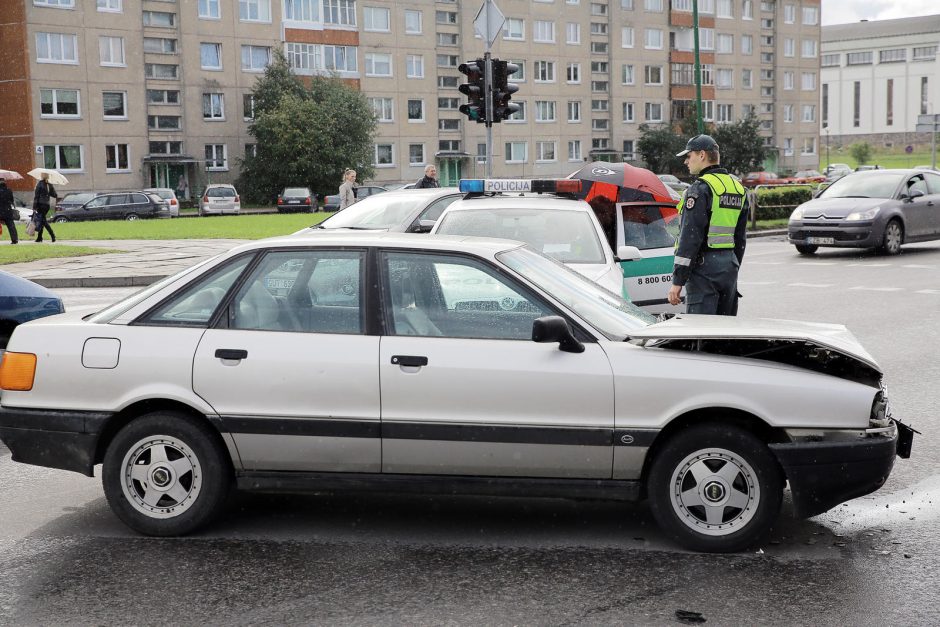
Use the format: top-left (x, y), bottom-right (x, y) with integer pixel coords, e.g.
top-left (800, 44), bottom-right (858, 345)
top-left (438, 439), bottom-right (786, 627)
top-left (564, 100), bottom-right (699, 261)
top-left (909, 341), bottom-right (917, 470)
top-left (264, 278), bottom-right (295, 289)
top-left (807, 237), bottom-right (834, 245)
top-left (288, 200), bottom-right (300, 204)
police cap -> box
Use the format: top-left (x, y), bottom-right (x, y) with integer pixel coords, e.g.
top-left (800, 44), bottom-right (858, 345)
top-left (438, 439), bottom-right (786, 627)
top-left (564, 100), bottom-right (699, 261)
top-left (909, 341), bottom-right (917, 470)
top-left (676, 134), bottom-right (720, 157)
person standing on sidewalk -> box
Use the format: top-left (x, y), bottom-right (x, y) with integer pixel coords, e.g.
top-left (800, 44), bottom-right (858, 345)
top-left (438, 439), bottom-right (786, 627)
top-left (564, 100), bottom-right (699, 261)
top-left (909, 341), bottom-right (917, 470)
top-left (414, 164), bottom-right (439, 188)
top-left (667, 134), bottom-right (748, 315)
top-left (32, 172), bottom-right (57, 243)
top-left (338, 169), bottom-right (357, 211)
top-left (0, 178), bottom-right (19, 244)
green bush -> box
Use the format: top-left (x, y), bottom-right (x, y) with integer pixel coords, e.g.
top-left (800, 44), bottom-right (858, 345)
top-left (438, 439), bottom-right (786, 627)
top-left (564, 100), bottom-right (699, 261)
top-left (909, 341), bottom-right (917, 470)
top-left (752, 187), bottom-right (813, 220)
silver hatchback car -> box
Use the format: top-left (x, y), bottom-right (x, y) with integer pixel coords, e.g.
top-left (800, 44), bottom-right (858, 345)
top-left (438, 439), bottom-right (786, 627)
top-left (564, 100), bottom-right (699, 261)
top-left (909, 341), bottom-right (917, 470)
top-left (199, 184), bottom-right (240, 216)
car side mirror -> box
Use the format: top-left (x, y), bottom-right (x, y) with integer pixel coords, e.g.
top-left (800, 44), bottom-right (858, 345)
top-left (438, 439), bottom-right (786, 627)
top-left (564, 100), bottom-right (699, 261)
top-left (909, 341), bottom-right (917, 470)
top-left (411, 219), bottom-right (436, 233)
top-left (532, 316), bottom-right (584, 353)
top-left (615, 245), bottom-right (644, 262)
top-left (905, 189), bottom-right (925, 201)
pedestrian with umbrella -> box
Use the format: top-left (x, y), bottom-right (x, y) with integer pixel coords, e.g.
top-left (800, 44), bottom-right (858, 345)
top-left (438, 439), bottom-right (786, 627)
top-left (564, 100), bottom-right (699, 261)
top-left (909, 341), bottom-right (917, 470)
top-left (27, 168), bottom-right (66, 243)
top-left (667, 134), bottom-right (748, 315)
top-left (0, 174), bottom-right (19, 244)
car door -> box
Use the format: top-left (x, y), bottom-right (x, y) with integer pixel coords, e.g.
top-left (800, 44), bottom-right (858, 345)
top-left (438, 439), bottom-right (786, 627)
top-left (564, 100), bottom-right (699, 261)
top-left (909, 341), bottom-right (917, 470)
top-left (616, 202), bottom-right (683, 314)
top-left (104, 194), bottom-right (130, 220)
top-left (192, 248), bottom-right (381, 472)
top-left (80, 194), bottom-right (110, 220)
top-left (378, 250), bottom-right (615, 479)
top-left (902, 175), bottom-right (932, 238)
top-left (126, 192), bottom-right (150, 218)
top-left (921, 172), bottom-right (940, 237)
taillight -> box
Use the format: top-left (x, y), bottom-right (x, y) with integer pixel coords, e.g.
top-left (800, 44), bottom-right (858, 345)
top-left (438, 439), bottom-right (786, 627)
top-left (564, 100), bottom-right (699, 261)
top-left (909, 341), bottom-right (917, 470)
top-left (304, 197), bottom-right (311, 204)
top-left (277, 197), bottom-right (284, 205)
top-left (170, 198), bottom-right (178, 205)
top-left (234, 195), bottom-right (240, 203)
top-left (202, 196), bottom-right (209, 204)
top-left (0, 352), bottom-right (37, 391)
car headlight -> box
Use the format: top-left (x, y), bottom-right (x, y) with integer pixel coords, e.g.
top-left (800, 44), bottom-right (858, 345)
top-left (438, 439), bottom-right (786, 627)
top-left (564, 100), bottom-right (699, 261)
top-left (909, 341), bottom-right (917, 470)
top-left (789, 207), bottom-right (804, 221)
top-left (845, 207), bottom-right (880, 221)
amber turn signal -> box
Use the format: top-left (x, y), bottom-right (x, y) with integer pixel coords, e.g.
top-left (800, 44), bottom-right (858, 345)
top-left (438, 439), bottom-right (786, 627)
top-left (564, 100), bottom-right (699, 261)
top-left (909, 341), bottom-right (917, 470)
top-left (0, 352), bottom-right (37, 391)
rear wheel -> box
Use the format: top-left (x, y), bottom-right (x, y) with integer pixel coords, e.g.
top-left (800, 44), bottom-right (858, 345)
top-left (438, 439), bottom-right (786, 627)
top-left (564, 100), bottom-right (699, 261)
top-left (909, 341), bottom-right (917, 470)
top-left (794, 244), bottom-right (818, 255)
top-left (102, 411), bottom-right (232, 536)
top-left (877, 219), bottom-right (903, 255)
top-left (52, 216), bottom-right (68, 223)
top-left (647, 423), bottom-right (783, 553)
top-left (125, 213), bottom-right (139, 221)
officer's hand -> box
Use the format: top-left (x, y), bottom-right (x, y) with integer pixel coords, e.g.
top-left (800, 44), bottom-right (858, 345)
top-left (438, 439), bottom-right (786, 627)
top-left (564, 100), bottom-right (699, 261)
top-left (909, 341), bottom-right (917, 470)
top-left (668, 285), bottom-right (683, 306)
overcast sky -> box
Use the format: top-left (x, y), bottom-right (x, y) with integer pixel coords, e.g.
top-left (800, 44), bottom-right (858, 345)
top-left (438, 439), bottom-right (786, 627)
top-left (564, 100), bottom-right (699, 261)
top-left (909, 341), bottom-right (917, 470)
top-left (823, 0), bottom-right (939, 26)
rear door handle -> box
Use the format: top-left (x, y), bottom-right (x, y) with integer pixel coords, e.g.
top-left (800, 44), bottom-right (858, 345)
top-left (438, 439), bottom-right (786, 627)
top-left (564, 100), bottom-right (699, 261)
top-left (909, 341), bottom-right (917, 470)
top-left (215, 348), bottom-right (248, 360)
top-left (391, 355), bottom-right (428, 367)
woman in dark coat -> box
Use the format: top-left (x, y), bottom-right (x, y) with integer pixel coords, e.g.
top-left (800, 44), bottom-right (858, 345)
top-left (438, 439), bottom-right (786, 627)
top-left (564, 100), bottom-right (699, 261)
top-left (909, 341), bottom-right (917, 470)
top-left (32, 172), bottom-right (57, 243)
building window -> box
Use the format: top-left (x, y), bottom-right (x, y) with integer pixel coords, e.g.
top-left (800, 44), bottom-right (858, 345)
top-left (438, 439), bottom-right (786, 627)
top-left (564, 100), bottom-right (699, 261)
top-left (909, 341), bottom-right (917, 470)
top-left (363, 7), bottom-right (390, 31)
top-left (623, 102), bottom-right (635, 122)
top-left (879, 49), bottom-right (906, 63)
top-left (567, 63), bottom-right (580, 83)
top-left (621, 27), bottom-right (634, 48)
top-left (505, 142), bottom-right (527, 163)
top-left (567, 101), bottom-right (581, 122)
top-left (801, 39), bottom-right (817, 58)
top-left (623, 140), bottom-right (635, 160)
top-left (148, 115), bottom-right (181, 130)
top-left (566, 22), bottom-right (580, 45)
top-left (645, 102), bottom-right (663, 122)
top-left (36, 32), bottom-right (78, 64)
top-left (591, 80), bottom-right (608, 92)
top-left (285, 42), bottom-right (318, 74)
top-left (284, 0), bottom-right (318, 22)
top-left (716, 33), bottom-right (733, 54)
top-left (783, 38), bottom-right (794, 58)
top-left (507, 102), bottom-right (526, 122)
top-left (591, 22), bottom-right (607, 35)
top-left (784, 3), bottom-right (795, 23)
top-left (741, 34), bottom-right (752, 55)
top-left (437, 54), bottom-right (458, 68)
top-left (148, 89), bottom-right (180, 105)
top-left (405, 10), bottom-right (422, 34)
top-left (886, 78), bottom-right (893, 126)
top-left (821, 53), bottom-right (839, 67)
top-left (105, 144), bottom-right (129, 172)
top-left (439, 140), bottom-right (461, 152)
top-left (802, 6), bottom-right (818, 24)
top-left (42, 145), bottom-right (83, 171)
top-left (374, 144), bottom-right (394, 166)
top-left (534, 20), bottom-right (555, 43)
top-left (202, 93), bottom-right (225, 120)
top-left (821, 83), bottom-right (828, 128)
top-left (35, 0), bottom-right (75, 7)
top-left (102, 91), bottom-right (127, 118)
top-left (149, 141), bottom-right (183, 155)
top-left (846, 52), bottom-right (873, 66)
top-left (591, 61), bottom-right (608, 74)
top-left (716, 68), bottom-right (733, 89)
top-left (622, 64), bottom-right (635, 85)
top-left (243, 94), bottom-right (255, 120)
top-left (591, 98), bottom-right (608, 111)
top-left (644, 28), bottom-right (663, 49)
top-left (591, 118), bottom-right (608, 131)
top-left (407, 99), bottom-right (424, 122)
top-left (534, 61), bottom-right (555, 82)
top-left (246, 144), bottom-right (257, 158)
top-left (98, 36), bottom-right (125, 66)
top-left (436, 10), bottom-right (458, 24)
top-left (40, 89), bottom-right (80, 118)
top-left (591, 2), bottom-right (608, 15)
top-left (438, 76), bottom-right (459, 89)
top-left (143, 37), bottom-right (177, 54)
top-left (407, 55), bottom-right (424, 78)
top-left (741, 68), bottom-right (752, 89)
top-left (503, 17), bottom-right (525, 40)
top-left (801, 72), bottom-right (816, 91)
top-left (801, 137), bottom-right (816, 155)
top-left (591, 138), bottom-right (609, 150)
top-left (854, 81), bottom-right (861, 127)
top-left (409, 144), bottom-right (425, 165)
top-left (241, 46), bottom-right (270, 71)
top-left (913, 46), bottom-right (938, 61)
top-left (365, 53), bottom-right (392, 76)
top-left (536, 141), bottom-right (556, 162)
top-left (921, 77), bottom-right (929, 115)
top-left (324, 0), bottom-right (356, 25)
top-left (620, 0), bottom-right (633, 8)
top-left (239, 0), bottom-right (271, 22)
top-left (145, 63), bottom-right (179, 79)
top-left (199, 0), bottom-right (220, 19)
top-left (323, 45), bottom-right (357, 72)
top-left (509, 59), bottom-right (525, 81)
top-left (439, 97), bottom-right (459, 110)
top-left (645, 0), bottom-right (664, 11)
top-left (439, 119), bottom-right (459, 131)
top-left (783, 138), bottom-right (793, 157)
top-left (200, 43), bottom-right (223, 70)
top-left (437, 33), bottom-right (458, 46)
top-left (716, 103), bottom-right (733, 123)
top-left (142, 11), bottom-right (176, 27)
top-left (568, 140), bottom-right (582, 161)
top-left (783, 71), bottom-right (794, 90)
top-left (368, 97), bottom-right (393, 121)
top-left (535, 100), bottom-right (556, 122)
top-left (205, 144), bottom-right (228, 170)
top-left (644, 65), bottom-right (662, 85)
top-left (801, 105), bottom-right (815, 123)
top-left (590, 42), bottom-right (608, 54)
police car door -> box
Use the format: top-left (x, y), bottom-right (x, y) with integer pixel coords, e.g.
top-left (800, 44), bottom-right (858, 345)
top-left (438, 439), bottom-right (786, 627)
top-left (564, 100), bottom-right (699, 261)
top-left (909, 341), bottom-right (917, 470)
top-left (616, 202), bottom-right (684, 314)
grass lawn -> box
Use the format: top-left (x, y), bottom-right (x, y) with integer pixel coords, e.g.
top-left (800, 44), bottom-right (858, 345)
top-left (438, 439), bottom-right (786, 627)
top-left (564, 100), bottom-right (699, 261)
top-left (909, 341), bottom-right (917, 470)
top-left (0, 244), bottom-right (120, 265)
top-left (44, 212), bottom-right (330, 240)
top-left (821, 149), bottom-right (936, 171)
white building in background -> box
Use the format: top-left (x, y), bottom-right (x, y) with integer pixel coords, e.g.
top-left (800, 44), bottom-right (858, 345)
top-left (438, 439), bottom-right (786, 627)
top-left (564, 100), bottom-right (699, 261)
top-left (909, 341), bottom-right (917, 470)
top-left (821, 15), bottom-right (940, 151)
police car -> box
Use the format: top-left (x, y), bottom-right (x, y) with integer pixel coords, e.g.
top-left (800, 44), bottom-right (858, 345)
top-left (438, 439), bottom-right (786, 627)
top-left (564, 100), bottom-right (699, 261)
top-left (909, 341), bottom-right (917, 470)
top-left (431, 179), bottom-right (641, 299)
top-left (615, 201), bottom-right (682, 314)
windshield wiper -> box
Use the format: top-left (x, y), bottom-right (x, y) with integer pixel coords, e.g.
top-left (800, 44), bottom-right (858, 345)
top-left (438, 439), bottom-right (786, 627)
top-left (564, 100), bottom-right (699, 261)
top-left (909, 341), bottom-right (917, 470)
top-left (837, 195), bottom-right (871, 198)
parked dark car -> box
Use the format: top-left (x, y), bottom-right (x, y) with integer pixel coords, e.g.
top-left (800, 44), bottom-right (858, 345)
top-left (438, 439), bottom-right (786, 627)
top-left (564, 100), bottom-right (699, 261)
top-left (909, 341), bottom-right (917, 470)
top-left (277, 187), bottom-right (317, 213)
top-left (52, 191), bottom-right (171, 222)
top-left (0, 270), bottom-right (64, 350)
top-left (788, 168), bottom-right (940, 255)
top-left (54, 192), bottom-right (99, 213)
top-left (322, 185), bottom-right (388, 212)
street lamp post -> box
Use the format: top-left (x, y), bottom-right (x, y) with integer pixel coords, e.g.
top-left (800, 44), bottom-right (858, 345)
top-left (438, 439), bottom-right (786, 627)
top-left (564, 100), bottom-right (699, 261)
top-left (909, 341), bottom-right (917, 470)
top-left (825, 127), bottom-right (830, 171)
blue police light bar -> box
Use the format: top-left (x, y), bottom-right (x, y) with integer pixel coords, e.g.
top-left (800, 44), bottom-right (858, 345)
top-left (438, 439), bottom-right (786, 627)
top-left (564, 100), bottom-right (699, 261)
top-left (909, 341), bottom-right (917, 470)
top-left (459, 179), bottom-right (485, 193)
top-left (458, 179), bottom-right (582, 194)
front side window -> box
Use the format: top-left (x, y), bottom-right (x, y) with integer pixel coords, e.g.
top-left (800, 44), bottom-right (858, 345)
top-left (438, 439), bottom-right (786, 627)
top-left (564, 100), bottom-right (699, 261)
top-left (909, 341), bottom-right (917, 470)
top-left (140, 256), bottom-right (253, 327)
top-left (40, 88), bottom-right (80, 118)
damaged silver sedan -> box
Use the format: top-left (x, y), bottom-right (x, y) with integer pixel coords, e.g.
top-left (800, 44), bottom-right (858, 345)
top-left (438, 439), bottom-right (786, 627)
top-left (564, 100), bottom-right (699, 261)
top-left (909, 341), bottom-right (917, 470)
top-left (0, 233), bottom-right (915, 552)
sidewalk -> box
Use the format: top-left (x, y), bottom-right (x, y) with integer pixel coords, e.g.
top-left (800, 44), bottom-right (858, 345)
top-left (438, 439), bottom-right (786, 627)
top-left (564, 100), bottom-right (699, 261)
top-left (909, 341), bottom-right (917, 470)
top-left (3, 230), bottom-right (787, 289)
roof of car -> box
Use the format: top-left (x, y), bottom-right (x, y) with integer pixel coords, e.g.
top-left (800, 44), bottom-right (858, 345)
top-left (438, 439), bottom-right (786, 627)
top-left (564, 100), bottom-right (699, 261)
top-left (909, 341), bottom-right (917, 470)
top-left (443, 193), bottom-right (593, 212)
top-left (232, 231), bottom-right (525, 257)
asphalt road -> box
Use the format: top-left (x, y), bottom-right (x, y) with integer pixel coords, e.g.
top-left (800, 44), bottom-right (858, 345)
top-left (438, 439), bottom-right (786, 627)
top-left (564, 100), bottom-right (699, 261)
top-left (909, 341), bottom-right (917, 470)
top-left (2, 238), bottom-right (939, 625)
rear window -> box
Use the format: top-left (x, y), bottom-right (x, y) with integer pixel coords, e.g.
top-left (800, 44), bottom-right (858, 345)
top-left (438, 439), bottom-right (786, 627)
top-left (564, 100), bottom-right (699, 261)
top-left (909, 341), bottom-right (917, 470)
top-left (283, 188), bottom-right (309, 196)
top-left (207, 187), bottom-right (236, 198)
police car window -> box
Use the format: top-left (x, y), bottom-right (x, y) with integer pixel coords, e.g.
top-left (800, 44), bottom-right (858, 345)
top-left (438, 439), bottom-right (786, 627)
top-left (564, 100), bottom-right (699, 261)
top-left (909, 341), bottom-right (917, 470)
top-left (908, 176), bottom-right (928, 197)
top-left (383, 252), bottom-right (552, 340)
top-left (620, 204), bottom-right (679, 250)
top-left (138, 255), bottom-right (253, 326)
top-left (417, 195), bottom-right (460, 222)
top-left (230, 250), bottom-right (363, 334)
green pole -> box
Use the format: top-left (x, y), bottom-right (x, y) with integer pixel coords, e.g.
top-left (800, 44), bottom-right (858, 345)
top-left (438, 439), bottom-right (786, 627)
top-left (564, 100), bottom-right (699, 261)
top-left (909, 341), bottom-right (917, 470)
top-left (693, 0), bottom-right (703, 134)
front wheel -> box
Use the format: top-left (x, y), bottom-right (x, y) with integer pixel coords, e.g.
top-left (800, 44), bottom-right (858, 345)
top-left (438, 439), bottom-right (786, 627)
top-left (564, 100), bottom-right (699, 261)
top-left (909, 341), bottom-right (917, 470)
top-left (52, 216), bottom-right (69, 223)
top-left (647, 423), bottom-right (783, 553)
top-left (102, 411), bottom-right (232, 536)
top-left (125, 213), bottom-right (139, 221)
top-left (794, 244), bottom-right (817, 255)
top-left (878, 219), bottom-right (903, 255)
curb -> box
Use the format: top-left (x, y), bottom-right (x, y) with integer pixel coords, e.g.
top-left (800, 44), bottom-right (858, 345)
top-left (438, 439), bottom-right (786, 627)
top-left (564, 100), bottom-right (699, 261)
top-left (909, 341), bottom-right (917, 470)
top-left (746, 228), bottom-right (787, 238)
top-left (29, 275), bottom-right (166, 289)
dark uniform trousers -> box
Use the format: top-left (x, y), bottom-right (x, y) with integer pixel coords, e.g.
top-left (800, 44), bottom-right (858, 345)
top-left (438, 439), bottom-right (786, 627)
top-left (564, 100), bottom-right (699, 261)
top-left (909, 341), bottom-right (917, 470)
top-left (685, 249), bottom-right (740, 315)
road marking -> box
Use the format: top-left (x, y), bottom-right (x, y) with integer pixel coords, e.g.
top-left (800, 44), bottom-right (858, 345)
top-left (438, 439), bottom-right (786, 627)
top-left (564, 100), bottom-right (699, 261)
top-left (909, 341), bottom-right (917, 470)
top-left (847, 263), bottom-right (892, 267)
top-left (903, 264), bottom-right (936, 269)
top-left (916, 289), bottom-right (940, 295)
top-left (738, 281), bottom-right (777, 285)
top-left (788, 283), bottom-right (833, 288)
top-left (848, 286), bottom-right (904, 292)
top-left (798, 262), bottom-right (837, 266)
top-left (748, 261), bottom-right (784, 265)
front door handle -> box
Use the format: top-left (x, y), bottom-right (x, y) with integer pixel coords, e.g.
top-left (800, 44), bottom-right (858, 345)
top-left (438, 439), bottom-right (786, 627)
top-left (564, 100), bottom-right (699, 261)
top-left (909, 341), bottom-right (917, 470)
top-left (215, 348), bottom-right (248, 360)
top-left (391, 355), bottom-right (428, 367)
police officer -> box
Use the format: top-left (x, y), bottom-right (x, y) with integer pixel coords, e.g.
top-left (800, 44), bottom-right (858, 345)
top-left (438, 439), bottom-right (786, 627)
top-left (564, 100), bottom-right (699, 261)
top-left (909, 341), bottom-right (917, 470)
top-left (667, 134), bottom-right (748, 315)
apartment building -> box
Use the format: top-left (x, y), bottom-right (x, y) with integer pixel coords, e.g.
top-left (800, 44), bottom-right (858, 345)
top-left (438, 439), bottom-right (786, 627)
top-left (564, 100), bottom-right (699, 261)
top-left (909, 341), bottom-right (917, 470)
top-left (821, 15), bottom-right (940, 150)
top-left (0, 0), bottom-right (820, 197)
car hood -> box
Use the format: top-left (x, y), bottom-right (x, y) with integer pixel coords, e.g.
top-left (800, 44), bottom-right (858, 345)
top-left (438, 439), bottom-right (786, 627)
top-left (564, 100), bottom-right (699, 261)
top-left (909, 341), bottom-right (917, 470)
top-left (798, 197), bottom-right (891, 218)
top-left (568, 263), bottom-right (622, 292)
top-left (628, 315), bottom-right (881, 384)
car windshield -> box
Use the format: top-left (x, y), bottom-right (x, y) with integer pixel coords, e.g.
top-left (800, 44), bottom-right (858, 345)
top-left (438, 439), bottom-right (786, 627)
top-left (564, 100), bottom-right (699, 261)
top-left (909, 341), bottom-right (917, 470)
top-left (318, 194), bottom-right (428, 229)
top-left (436, 208), bottom-right (607, 264)
top-left (821, 172), bottom-right (905, 199)
top-left (62, 193), bottom-right (96, 204)
top-left (283, 188), bottom-right (309, 196)
top-left (207, 187), bottom-right (235, 198)
top-left (498, 246), bottom-right (654, 339)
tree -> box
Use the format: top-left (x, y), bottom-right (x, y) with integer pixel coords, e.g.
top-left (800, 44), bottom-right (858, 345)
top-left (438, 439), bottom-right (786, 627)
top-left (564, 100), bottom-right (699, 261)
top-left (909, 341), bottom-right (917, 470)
top-left (236, 51), bottom-right (377, 203)
top-left (710, 114), bottom-right (767, 176)
top-left (849, 141), bottom-right (873, 166)
top-left (637, 124), bottom-right (687, 174)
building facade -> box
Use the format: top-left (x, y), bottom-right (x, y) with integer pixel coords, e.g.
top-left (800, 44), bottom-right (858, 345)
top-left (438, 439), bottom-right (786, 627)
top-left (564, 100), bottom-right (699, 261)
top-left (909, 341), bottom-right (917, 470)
top-left (821, 15), bottom-right (940, 153)
top-left (0, 0), bottom-right (820, 198)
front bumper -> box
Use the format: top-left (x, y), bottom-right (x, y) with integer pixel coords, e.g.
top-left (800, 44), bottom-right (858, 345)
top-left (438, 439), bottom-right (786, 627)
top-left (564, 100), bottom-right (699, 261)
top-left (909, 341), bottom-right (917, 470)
top-left (0, 407), bottom-right (111, 477)
top-left (788, 221), bottom-right (880, 248)
top-left (769, 420), bottom-right (912, 518)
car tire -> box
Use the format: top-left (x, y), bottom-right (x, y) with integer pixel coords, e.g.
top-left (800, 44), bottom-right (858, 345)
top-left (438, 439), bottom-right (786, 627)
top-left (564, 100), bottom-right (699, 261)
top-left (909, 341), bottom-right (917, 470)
top-left (102, 411), bottom-right (232, 536)
top-left (125, 213), bottom-right (140, 221)
top-left (647, 423), bottom-right (783, 553)
top-left (877, 219), bottom-right (903, 256)
top-left (52, 216), bottom-right (68, 223)
top-left (794, 244), bottom-right (818, 255)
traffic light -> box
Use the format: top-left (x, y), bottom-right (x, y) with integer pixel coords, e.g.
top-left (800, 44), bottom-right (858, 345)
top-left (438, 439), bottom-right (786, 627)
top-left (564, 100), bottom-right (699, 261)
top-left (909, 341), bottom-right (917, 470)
top-left (458, 59), bottom-right (487, 123)
top-left (490, 59), bottom-right (520, 123)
